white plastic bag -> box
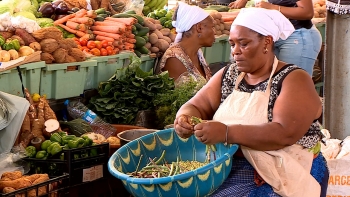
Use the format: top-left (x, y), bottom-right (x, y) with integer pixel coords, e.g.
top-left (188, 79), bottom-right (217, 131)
top-left (124, 0), bottom-right (144, 15)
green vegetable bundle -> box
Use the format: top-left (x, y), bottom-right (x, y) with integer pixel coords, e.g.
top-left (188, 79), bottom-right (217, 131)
top-left (89, 56), bottom-right (174, 125)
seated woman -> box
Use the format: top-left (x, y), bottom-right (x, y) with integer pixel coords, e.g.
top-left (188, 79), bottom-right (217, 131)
top-left (174, 8), bottom-right (328, 197)
top-left (156, 2), bottom-right (215, 82)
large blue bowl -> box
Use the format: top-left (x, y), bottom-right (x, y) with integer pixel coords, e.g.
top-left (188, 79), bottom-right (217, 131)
top-left (108, 128), bottom-right (239, 197)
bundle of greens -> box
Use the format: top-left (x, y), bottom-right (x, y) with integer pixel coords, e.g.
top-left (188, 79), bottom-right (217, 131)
top-left (89, 56), bottom-right (174, 125)
top-left (154, 74), bottom-right (206, 128)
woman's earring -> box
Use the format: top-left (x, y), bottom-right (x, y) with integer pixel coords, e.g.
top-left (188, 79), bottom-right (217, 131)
top-left (263, 47), bottom-right (268, 54)
top-left (198, 33), bottom-right (201, 38)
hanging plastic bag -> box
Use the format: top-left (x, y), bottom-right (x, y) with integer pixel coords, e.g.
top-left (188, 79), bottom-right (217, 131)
top-left (123, 0), bottom-right (145, 15)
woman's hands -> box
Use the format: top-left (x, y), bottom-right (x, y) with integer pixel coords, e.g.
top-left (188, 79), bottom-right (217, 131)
top-left (229, 0), bottom-right (248, 9)
top-left (174, 114), bottom-right (227, 145)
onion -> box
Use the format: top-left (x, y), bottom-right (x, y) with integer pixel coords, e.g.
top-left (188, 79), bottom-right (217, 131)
top-left (0, 50), bottom-right (11, 62)
top-left (18, 46), bottom-right (34, 57)
top-left (8, 49), bottom-right (19, 60)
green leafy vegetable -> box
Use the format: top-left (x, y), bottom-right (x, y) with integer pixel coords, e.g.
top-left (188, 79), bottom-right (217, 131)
top-left (89, 56), bottom-right (175, 125)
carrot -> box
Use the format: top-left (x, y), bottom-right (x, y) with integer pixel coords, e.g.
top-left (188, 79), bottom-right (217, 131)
top-left (57, 24), bottom-right (91, 38)
top-left (222, 16), bottom-right (236, 22)
top-left (126, 38), bottom-right (136, 43)
top-left (95, 35), bottom-right (114, 42)
top-left (68, 17), bottom-right (95, 26)
top-left (53, 13), bottom-right (76, 25)
top-left (92, 31), bottom-right (122, 40)
top-left (91, 26), bottom-right (123, 34)
top-left (74, 9), bottom-right (87, 18)
top-left (66, 21), bottom-right (88, 32)
top-left (105, 17), bottom-right (136, 25)
top-left (127, 34), bottom-right (135, 39)
top-left (93, 21), bottom-right (127, 29)
top-left (87, 10), bottom-right (97, 19)
top-left (124, 42), bottom-right (134, 49)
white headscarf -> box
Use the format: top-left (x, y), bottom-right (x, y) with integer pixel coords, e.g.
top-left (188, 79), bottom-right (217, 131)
top-left (172, 2), bottom-right (209, 43)
top-left (232, 8), bottom-right (295, 42)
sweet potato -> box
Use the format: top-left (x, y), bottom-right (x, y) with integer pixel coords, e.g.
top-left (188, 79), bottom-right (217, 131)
top-left (11, 35), bottom-right (25, 46)
top-left (1, 171), bottom-right (22, 181)
top-left (15, 29), bottom-right (36, 45)
top-left (27, 174), bottom-right (50, 197)
top-left (0, 177), bottom-right (32, 190)
top-left (143, 19), bottom-right (156, 31)
top-left (0, 31), bottom-right (14, 40)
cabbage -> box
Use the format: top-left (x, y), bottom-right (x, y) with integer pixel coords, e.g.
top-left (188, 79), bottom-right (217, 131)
top-left (13, 11), bottom-right (36, 20)
top-left (13, 0), bottom-right (33, 13)
top-left (0, 1), bottom-right (14, 14)
top-left (36, 17), bottom-right (54, 27)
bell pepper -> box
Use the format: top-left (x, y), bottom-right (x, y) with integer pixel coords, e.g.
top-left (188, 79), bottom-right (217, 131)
top-left (63, 144), bottom-right (70, 150)
top-left (62, 135), bottom-right (77, 145)
top-left (25, 146), bottom-right (36, 158)
top-left (58, 131), bottom-right (68, 137)
top-left (47, 142), bottom-right (62, 156)
top-left (3, 42), bottom-right (14, 51)
top-left (90, 143), bottom-right (98, 157)
top-left (82, 135), bottom-right (93, 146)
top-left (50, 133), bottom-right (62, 144)
top-left (35, 150), bottom-right (48, 159)
top-left (67, 137), bottom-right (85, 149)
top-left (11, 39), bottom-right (20, 51)
top-left (41, 140), bottom-right (53, 151)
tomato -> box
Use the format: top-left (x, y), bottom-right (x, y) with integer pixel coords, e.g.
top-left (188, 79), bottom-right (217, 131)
top-left (79, 38), bottom-right (88, 46)
top-left (106, 45), bottom-right (114, 50)
top-left (100, 48), bottom-right (108, 56)
top-left (87, 41), bottom-right (96, 49)
top-left (82, 48), bottom-right (90, 54)
top-left (95, 41), bottom-right (102, 49)
top-left (113, 48), bottom-right (119, 55)
top-left (73, 37), bottom-right (80, 42)
top-left (106, 48), bottom-right (113, 55)
top-left (101, 40), bottom-right (109, 48)
top-left (90, 48), bottom-right (101, 56)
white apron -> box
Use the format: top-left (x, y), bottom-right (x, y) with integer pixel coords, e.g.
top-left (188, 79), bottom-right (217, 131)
top-left (213, 57), bottom-right (320, 197)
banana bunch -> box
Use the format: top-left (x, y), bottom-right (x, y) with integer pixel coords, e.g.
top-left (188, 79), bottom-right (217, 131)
top-left (143, 0), bottom-right (168, 16)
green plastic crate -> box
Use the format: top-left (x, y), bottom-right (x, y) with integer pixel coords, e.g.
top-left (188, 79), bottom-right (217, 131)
top-left (203, 35), bottom-right (231, 64)
top-left (140, 55), bottom-right (156, 72)
top-left (316, 22), bottom-right (326, 43)
top-left (40, 60), bottom-right (97, 99)
top-left (85, 52), bottom-right (134, 90)
top-left (0, 61), bottom-right (45, 96)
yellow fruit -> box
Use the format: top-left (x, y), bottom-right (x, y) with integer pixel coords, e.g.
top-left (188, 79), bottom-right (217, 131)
top-left (32, 93), bottom-right (40, 102)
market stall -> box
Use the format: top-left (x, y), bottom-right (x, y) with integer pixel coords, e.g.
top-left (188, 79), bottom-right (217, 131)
top-left (0, 0), bottom-right (331, 196)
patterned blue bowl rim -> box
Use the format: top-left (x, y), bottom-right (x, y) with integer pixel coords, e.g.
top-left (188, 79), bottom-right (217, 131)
top-left (108, 129), bottom-right (239, 185)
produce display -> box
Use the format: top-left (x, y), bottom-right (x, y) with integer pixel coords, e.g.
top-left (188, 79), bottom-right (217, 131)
top-left (313, 0), bottom-right (326, 18)
top-left (206, 10), bottom-right (233, 36)
top-left (143, 0), bottom-right (168, 16)
top-left (0, 171), bottom-right (55, 197)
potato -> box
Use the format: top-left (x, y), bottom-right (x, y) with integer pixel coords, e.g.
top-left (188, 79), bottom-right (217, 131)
top-left (160, 28), bottom-right (171, 36)
top-left (150, 47), bottom-right (160, 53)
top-left (143, 19), bottom-right (156, 31)
top-left (149, 33), bottom-right (159, 45)
top-left (155, 39), bottom-right (169, 52)
top-left (155, 24), bottom-right (163, 30)
top-left (169, 33), bottom-right (176, 42)
top-left (145, 42), bottom-right (152, 49)
top-left (162, 36), bottom-right (172, 44)
top-left (154, 30), bottom-right (163, 39)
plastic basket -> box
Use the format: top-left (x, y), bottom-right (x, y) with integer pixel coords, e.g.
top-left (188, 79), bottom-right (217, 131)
top-left (40, 60), bottom-right (97, 99)
top-left (140, 55), bottom-right (156, 72)
top-left (0, 61), bottom-right (45, 96)
top-left (22, 143), bottom-right (109, 186)
top-left (0, 174), bottom-right (69, 197)
top-left (316, 22), bottom-right (326, 43)
top-left (203, 35), bottom-right (231, 64)
top-left (86, 52), bottom-right (134, 90)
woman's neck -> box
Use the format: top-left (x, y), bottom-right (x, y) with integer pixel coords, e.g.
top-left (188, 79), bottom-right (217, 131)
top-left (179, 38), bottom-right (200, 56)
top-left (245, 55), bottom-right (276, 85)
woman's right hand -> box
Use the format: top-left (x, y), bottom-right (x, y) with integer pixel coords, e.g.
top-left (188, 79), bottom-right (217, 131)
top-left (174, 114), bottom-right (194, 139)
top-left (229, 0), bottom-right (248, 9)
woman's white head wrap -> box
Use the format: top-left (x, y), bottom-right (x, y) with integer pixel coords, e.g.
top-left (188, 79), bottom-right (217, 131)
top-left (232, 8), bottom-right (295, 42)
top-left (172, 2), bottom-right (209, 43)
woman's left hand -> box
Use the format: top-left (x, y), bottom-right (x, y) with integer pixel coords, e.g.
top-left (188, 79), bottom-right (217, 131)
top-left (193, 121), bottom-right (227, 145)
top-left (255, 1), bottom-right (278, 10)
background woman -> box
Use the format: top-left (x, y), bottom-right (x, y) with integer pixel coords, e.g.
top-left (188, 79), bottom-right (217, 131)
top-left (174, 8), bottom-right (328, 197)
top-left (156, 2), bottom-right (215, 81)
top-left (229, 0), bottom-right (322, 76)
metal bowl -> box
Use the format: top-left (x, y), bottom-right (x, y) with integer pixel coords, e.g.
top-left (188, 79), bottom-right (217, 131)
top-left (117, 129), bottom-right (158, 146)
